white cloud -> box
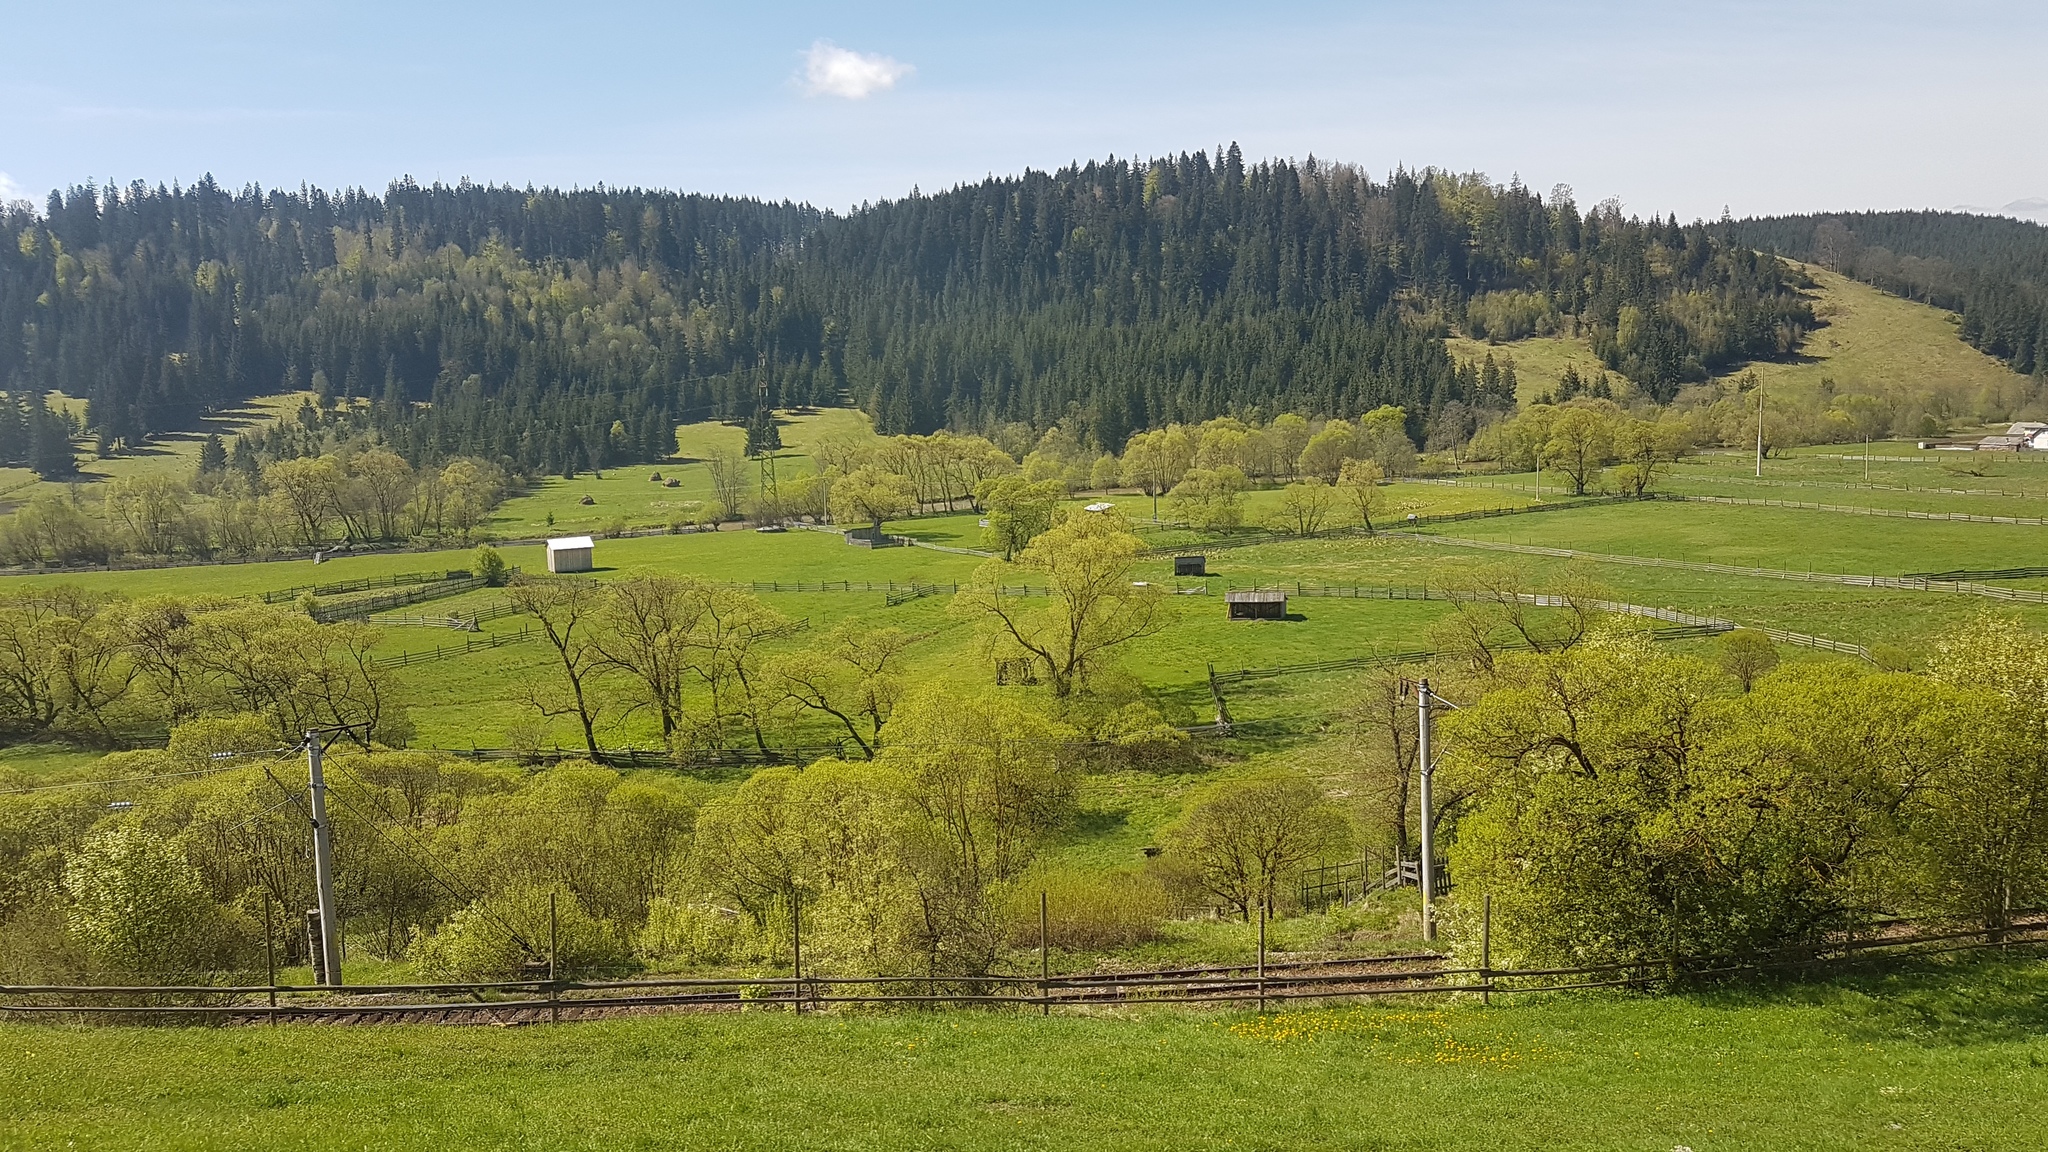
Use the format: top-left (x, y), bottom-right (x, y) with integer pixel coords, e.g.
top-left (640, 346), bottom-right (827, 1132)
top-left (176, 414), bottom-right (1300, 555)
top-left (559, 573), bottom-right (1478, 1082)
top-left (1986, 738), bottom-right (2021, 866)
top-left (802, 41), bottom-right (912, 100)
top-left (0, 171), bottom-right (26, 205)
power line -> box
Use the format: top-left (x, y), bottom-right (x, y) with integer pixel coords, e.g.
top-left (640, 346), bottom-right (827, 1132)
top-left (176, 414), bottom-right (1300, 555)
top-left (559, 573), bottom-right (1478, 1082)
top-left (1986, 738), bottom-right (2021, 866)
top-left (325, 761), bottom-right (540, 956)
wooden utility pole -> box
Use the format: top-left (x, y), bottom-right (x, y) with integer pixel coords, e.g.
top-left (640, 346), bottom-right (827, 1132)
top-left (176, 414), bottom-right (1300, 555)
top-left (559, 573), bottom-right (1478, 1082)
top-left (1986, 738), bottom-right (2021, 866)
top-left (1755, 388), bottom-right (1765, 478)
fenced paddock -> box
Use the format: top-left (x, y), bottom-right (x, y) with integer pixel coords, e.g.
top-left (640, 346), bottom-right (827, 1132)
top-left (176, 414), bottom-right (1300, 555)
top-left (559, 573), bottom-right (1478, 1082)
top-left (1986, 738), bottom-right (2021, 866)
top-left (6, 914), bottom-right (2040, 1027)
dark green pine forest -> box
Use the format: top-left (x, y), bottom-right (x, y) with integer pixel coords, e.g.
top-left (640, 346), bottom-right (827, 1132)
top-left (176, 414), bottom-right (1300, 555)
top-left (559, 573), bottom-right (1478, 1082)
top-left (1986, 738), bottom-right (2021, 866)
top-left (1732, 210), bottom-right (2048, 377)
top-left (2, 149), bottom-right (1824, 476)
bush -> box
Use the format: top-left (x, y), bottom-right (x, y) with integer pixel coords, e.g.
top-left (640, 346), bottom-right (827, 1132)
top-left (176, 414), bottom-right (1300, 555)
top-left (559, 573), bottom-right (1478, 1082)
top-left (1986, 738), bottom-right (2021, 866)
top-left (638, 896), bottom-right (789, 967)
top-left (62, 824), bottom-right (256, 981)
top-left (471, 544), bottom-right (509, 586)
top-left (999, 865), bottom-right (1168, 950)
top-left (411, 884), bottom-right (625, 981)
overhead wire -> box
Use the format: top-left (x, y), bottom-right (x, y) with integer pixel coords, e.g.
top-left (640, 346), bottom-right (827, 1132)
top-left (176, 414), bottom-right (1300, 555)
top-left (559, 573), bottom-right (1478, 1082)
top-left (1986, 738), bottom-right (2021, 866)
top-left (324, 760), bottom-right (541, 955)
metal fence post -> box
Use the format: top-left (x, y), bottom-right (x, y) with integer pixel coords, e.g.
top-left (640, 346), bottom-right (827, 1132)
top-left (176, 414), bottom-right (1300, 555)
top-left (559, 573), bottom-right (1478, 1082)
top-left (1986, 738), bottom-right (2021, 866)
top-left (791, 889), bottom-right (804, 1015)
top-left (264, 896), bottom-right (277, 1024)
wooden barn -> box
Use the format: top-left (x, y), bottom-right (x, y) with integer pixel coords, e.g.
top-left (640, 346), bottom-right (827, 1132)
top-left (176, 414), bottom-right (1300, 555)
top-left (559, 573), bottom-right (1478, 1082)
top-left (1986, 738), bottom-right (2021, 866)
top-left (1174, 555), bottom-right (1207, 577)
top-left (1225, 589), bottom-right (1287, 620)
top-left (546, 535), bottom-right (594, 573)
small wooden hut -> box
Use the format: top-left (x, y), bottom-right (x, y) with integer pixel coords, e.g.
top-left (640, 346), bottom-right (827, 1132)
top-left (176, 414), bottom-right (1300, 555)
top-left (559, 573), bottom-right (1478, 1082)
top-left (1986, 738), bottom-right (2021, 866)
top-left (1225, 589), bottom-right (1287, 620)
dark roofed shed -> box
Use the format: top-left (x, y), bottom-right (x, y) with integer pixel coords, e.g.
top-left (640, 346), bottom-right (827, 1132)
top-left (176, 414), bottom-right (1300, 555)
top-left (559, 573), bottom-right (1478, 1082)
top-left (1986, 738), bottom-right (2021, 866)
top-left (1224, 589), bottom-right (1287, 620)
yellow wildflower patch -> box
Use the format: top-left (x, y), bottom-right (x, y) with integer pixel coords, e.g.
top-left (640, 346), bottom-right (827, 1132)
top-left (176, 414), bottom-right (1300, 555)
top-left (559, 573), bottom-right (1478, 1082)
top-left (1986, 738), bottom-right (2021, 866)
top-left (1229, 1008), bottom-right (1561, 1068)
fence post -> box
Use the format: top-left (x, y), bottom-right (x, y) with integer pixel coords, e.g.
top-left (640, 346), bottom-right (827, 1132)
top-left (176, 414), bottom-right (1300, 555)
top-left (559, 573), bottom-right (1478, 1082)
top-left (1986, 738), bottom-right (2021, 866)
top-left (791, 889), bottom-right (804, 1015)
top-left (1480, 894), bottom-right (1492, 1007)
top-left (1257, 904), bottom-right (1267, 1015)
top-left (548, 890), bottom-right (560, 1025)
top-left (1039, 891), bottom-right (1050, 1017)
top-left (264, 896), bottom-right (278, 1024)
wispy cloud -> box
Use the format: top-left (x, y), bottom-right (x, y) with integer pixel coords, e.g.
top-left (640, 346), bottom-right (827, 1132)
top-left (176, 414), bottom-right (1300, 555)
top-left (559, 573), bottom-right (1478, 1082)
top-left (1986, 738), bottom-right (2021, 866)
top-left (802, 41), bottom-right (913, 100)
top-left (0, 171), bottom-right (29, 208)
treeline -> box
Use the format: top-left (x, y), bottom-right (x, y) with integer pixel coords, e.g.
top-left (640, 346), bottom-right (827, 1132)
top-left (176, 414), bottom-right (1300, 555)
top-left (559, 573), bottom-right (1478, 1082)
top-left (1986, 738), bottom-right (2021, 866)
top-left (1732, 210), bottom-right (2048, 377)
top-left (0, 588), bottom-right (411, 745)
top-left (1428, 617), bottom-right (2048, 966)
top-left (1, 155), bottom-right (1815, 472)
top-left (0, 401), bottom-right (508, 565)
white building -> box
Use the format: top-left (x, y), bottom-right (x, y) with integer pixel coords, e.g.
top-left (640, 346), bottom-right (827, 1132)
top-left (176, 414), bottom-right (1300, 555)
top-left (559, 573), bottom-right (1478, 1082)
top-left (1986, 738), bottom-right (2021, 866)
top-left (2010, 422), bottom-right (2048, 450)
top-left (546, 535), bottom-right (594, 573)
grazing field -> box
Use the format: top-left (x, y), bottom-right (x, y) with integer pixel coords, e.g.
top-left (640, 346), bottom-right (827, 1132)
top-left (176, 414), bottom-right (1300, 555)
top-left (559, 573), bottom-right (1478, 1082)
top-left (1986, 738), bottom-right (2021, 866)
top-left (5, 955), bottom-right (2045, 1151)
top-left (0, 392), bottom-right (308, 515)
top-left (1447, 263), bottom-right (2037, 414)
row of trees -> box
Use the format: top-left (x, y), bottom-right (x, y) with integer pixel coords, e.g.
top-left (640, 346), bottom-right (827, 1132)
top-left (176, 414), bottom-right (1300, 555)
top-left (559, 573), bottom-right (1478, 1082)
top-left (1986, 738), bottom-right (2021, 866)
top-left (1468, 398), bottom-right (1685, 495)
top-left (0, 679), bottom-right (1348, 985)
top-left (0, 446), bottom-right (507, 566)
top-left (0, 589), bottom-right (409, 744)
top-left (1428, 616), bottom-right (2048, 966)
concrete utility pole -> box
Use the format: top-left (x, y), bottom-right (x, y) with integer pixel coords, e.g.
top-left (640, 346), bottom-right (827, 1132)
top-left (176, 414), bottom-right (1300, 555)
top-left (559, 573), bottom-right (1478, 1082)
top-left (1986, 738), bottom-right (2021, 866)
top-left (305, 732), bottom-right (344, 988)
top-left (1417, 678), bottom-right (1437, 943)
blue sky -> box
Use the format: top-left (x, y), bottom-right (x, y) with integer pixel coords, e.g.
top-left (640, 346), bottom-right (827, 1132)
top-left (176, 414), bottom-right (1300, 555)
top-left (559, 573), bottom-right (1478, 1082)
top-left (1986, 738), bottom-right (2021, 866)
top-left (2, 0), bottom-right (2042, 221)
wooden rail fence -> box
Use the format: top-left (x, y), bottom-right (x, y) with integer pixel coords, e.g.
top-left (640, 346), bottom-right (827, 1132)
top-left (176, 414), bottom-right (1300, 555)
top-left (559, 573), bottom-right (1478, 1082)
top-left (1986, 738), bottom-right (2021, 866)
top-left (7, 915), bottom-right (2038, 1025)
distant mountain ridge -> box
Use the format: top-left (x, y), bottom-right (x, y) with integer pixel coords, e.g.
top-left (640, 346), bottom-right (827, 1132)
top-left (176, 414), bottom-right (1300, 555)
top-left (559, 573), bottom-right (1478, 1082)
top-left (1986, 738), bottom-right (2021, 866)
top-left (1950, 198), bottom-right (2048, 225)
top-left (0, 154), bottom-right (1813, 470)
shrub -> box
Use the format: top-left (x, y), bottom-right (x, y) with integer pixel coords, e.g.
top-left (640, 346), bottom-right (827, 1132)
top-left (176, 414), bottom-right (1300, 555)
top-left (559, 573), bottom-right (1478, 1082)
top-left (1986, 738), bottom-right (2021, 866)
top-left (62, 824), bottom-right (256, 981)
top-left (999, 865), bottom-right (1169, 950)
top-left (411, 884), bottom-right (625, 981)
top-left (471, 544), bottom-right (509, 586)
top-left (638, 896), bottom-right (789, 967)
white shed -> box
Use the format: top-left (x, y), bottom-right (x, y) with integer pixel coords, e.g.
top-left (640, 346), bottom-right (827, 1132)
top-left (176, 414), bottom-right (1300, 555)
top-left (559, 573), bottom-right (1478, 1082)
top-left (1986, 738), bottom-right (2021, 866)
top-left (546, 535), bottom-right (594, 574)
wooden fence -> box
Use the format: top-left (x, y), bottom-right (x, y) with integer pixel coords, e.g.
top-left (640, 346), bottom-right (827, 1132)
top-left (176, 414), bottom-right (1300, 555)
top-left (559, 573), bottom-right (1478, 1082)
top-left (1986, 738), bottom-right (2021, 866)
top-left (1137, 495), bottom-right (1656, 558)
top-left (260, 569), bottom-right (472, 604)
top-left (7, 914), bottom-right (2038, 1025)
top-left (367, 625), bottom-right (538, 669)
top-left (1384, 531), bottom-right (2048, 605)
top-left (308, 575), bottom-right (497, 623)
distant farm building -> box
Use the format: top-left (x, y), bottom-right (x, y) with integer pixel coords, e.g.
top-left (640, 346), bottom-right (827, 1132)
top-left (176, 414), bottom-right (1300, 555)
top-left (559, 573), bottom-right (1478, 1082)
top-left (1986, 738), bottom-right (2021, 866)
top-left (1083, 502), bottom-right (1116, 513)
top-left (546, 535), bottom-right (594, 573)
top-left (1225, 589), bottom-right (1287, 620)
top-left (1174, 555), bottom-right (1207, 577)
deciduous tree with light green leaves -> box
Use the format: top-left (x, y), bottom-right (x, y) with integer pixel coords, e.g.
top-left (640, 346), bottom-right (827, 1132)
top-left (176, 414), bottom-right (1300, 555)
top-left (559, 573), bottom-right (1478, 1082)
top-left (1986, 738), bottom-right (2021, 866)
top-left (1162, 772), bottom-right (1353, 920)
top-left (975, 475), bottom-right (1064, 559)
top-left (953, 510), bottom-right (1165, 698)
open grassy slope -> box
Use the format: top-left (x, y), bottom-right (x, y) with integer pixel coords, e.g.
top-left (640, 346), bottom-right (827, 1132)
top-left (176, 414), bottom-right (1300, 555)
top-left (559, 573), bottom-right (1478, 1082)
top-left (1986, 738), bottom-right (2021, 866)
top-left (0, 392), bottom-right (308, 515)
top-left (1447, 263), bottom-right (2036, 414)
top-left (5, 954), bottom-right (2045, 1152)
top-left (1728, 266), bottom-right (2034, 405)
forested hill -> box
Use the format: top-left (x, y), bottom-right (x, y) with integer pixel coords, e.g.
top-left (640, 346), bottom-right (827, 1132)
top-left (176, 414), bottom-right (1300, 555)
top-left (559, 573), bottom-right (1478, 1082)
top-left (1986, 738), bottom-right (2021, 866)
top-left (1731, 211), bottom-right (2048, 377)
top-left (2, 153), bottom-right (1813, 475)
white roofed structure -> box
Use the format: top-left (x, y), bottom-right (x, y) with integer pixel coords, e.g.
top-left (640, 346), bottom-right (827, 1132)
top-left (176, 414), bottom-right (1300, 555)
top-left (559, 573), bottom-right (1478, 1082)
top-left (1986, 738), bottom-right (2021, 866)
top-left (546, 535), bottom-right (595, 573)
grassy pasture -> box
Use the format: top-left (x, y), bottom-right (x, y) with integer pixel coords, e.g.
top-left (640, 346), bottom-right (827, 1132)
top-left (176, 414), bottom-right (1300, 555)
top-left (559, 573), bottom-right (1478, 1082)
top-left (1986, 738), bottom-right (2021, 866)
top-left (1413, 498), bottom-right (2046, 578)
top-left (1727, 266), bottom-right (2034, 405)
top-left (0, 392), bottom-right (309, 516)
top-left (480, 407), bottom-right (872, 540)
top-left (1447, 263), bottom-right (2035, 416)
top-left (4, 954), bottom-right (2045, 1151)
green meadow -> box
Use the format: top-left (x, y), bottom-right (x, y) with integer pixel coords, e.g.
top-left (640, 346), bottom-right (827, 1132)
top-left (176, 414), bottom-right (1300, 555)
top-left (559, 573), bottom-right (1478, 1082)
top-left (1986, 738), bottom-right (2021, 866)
top-left (5, 953), bottom-right (2045, 1151)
